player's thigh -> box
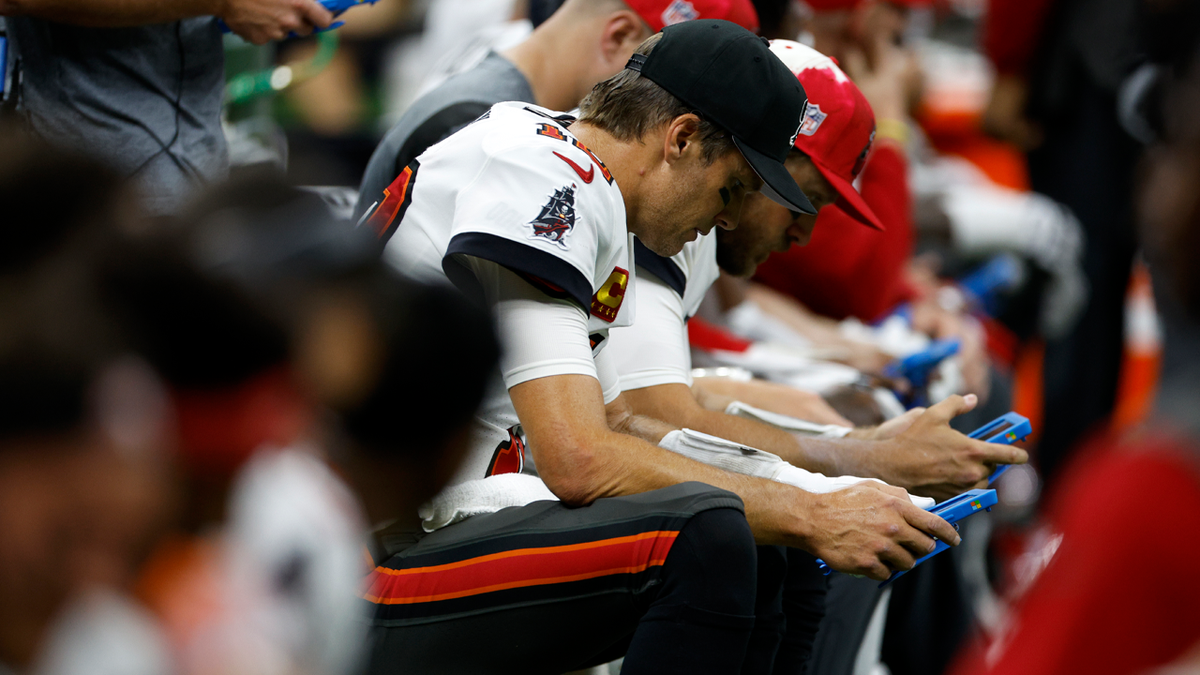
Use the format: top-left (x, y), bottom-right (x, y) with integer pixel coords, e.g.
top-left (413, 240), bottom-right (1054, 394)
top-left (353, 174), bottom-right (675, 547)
top-left (364, 482), bottom-right (745, 673)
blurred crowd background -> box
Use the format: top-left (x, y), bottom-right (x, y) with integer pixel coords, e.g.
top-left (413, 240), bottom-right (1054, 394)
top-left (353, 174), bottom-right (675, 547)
top-left (3, 0), bottom-right (1200, 673)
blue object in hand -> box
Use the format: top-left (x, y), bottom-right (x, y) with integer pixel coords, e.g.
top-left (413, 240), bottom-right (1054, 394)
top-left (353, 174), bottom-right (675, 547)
top-left (958, 254), bottom-right (1024, 317)
top-left (815, 488), bottom-right (998, 586)
top-left (884, 338), bottom-right (960, 391)
top-left (880, 488), bottom-right (997, 587)
top-left (967, 412), bottom-right (1032, 483)
top-left (219, 0), bottom-right (375, 35)
top-left (0, 34), bottom-right (7, 99)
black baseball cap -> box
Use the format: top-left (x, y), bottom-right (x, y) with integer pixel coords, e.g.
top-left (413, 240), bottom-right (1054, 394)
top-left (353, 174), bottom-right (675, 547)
top-left (626, 19), bottom-right (816, 215)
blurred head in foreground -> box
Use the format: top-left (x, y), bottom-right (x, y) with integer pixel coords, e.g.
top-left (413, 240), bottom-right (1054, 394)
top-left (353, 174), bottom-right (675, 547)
top-left (0, 135), bottom-right (174, 670)
top-left (171, 176), bottom-right (501, 524)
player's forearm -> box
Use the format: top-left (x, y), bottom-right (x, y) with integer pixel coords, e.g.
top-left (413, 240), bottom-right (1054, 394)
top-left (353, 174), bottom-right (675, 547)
top-left (691, 377), bottom-right (853, 427)
top-left (782, 434), bottom-right (891, 479)
top-left (0, 0), bottom-right (217, 26)
top-left (566, 425), bottom-right (820, 548)
top-left (670, 401), bottom-right (887, 481)
top-left (623, 383), bottom-right (858, 475)
top-left (605, 394), bottom-right (676, 444)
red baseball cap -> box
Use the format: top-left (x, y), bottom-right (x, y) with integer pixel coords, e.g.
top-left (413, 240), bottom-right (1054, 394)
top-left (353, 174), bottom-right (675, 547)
top-left (768, 40), bottom-right (884, 230)
top-left (624, 0), bottom-right (760, 33)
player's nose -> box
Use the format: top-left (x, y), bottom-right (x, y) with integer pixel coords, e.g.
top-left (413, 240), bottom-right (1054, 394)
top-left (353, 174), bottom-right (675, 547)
top-left (786, 214), bottom-right (816, 245)
top-left (715, 205), bottom-right (740, 232)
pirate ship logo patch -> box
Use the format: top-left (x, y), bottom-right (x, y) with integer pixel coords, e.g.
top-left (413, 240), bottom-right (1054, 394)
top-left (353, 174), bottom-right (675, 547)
top-left (529, 184), bottom-right (578, 250)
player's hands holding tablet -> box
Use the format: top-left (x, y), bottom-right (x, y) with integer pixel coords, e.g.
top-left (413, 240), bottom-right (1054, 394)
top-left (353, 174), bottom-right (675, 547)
top-left (799, 481), bottom-right (960, 581)
top-left (872, 394), bottom-right (1029, 502)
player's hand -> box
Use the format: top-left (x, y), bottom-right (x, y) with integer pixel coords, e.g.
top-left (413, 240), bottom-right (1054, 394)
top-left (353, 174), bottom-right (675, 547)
top-left (837, 339), bottom-right (893, 377)
top-left (847, 407), bottom-right (924, 441)
top-left (909, 297), bottom-right (991, 400)
top-left (798, 481), bottom-right (960, 581)
top-left (874, 394), bottom-right (1028, 501)
top-left (219, 0), bottom-right (333, 44)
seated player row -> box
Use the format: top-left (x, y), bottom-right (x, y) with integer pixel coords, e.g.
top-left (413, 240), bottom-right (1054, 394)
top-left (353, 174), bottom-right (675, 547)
top-left (354, 16), bottom-right (1023, 675)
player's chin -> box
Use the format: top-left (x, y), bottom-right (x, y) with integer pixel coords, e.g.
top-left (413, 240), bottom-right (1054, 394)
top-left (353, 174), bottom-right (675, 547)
top-left (721, 251), bottom-right (758, 278)
top-left (642, 234), bottom-right (687, 258)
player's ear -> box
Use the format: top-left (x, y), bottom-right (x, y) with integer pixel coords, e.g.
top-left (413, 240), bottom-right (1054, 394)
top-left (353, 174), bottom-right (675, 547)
top-left (662, 114), bottom-right (702, 166)
top-left (598, 10), bottom-right (649, 68)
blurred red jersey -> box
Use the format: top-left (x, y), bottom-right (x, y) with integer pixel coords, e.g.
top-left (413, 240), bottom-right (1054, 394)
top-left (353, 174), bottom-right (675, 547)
top-left (949, 431), bottom-right (1200, 675)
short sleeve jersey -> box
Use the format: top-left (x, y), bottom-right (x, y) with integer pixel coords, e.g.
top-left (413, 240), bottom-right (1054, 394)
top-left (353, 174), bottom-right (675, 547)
top-left (364, 101), bottom-right (635, 483)
top-left (606, 235), bottom-right (720, 391)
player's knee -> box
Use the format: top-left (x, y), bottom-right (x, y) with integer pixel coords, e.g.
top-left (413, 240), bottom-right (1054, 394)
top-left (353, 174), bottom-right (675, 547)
top-left (664, 506), bottom-right (758, 615)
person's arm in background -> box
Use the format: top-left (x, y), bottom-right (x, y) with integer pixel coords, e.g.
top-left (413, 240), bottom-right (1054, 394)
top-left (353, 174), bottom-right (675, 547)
top-left (690, 376), bottom-right (854, 427)
top-left (711, 273), bottom-right (895, 375)
top-left (0, 0), bottom-right (333, 44)
top-left (980, 0), bottom-right (1056, 149)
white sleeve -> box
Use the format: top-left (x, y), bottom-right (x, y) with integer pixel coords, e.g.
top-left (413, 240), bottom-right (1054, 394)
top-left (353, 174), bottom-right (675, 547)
top-left (465, 257), bottom-right (599, 389)
top-left (605, 273), bottom-right (693, 391)
top-left (593, 347), bottom-right (623, 404)
top-left (442, 140), bottom-right (615, 312)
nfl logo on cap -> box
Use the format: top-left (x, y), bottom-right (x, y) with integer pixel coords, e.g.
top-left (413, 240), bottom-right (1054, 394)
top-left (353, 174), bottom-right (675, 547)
top-left (662, 0), bottom-right (699, 26)
top-left (798, 103), bottom-right (828, 137)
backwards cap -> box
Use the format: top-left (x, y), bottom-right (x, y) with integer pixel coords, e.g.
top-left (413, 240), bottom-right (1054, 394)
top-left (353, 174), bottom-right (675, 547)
top-left (768, 40), bottom-right (884, 230)
top-left (624, 0), bottom-right (760, 33)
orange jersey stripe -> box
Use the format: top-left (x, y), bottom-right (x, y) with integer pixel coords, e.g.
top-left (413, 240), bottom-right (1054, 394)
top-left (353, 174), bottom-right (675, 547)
top-left (364, 560), bottom-right (673, 605)
top-left (363, 529), bottom-right (679, 605)
top-left (371, 530), bottom-right (675, 577)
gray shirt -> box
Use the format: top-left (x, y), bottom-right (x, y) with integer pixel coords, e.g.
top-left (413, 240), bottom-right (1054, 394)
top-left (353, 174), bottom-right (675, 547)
top-left (354, 50), bottom-right (534, 222)
top-left (9, 16), bottom-right (228, 215)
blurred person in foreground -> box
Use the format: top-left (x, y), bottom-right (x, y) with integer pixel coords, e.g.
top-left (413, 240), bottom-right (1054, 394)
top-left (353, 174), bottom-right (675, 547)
top-left (947, 47), bottom-right (1200, 675)
top-left (108, 177), bottom-right (499, 675)
top-left (353, 0), bottom-right (760, 223)
top-left (163, 175), bottom-right (501, 547)
top-left (0, 0), bottom-right (335, 214)
top-left (0, 135), bottom-right (176, 675)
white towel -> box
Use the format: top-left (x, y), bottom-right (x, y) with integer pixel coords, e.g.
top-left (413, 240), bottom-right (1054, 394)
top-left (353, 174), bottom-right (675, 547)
top-left (420, 473), bottom-right (559, 532)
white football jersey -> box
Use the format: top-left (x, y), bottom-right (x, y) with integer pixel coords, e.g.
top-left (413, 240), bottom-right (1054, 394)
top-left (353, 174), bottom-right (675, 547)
top-left (606, 234), bottom-right (720, 391)
top-left (364, 102), bottom-right (635, 511)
